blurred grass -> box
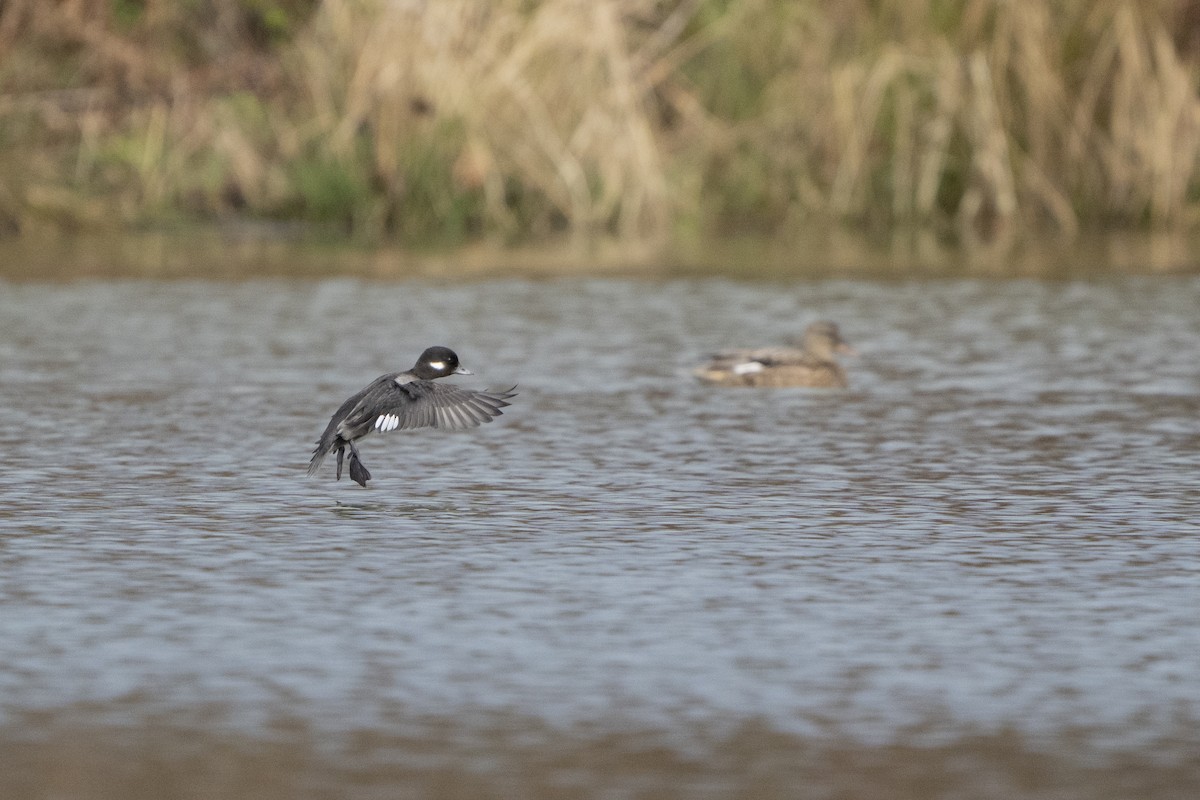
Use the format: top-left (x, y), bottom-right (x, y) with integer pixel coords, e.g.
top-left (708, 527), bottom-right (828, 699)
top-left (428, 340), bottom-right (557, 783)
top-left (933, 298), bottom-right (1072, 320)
top-left (1, 0), bottom-right (1198, 250)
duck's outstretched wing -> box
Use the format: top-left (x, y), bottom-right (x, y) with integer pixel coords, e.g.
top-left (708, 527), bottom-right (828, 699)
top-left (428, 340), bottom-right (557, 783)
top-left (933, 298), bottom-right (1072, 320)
top-left (354, 381), bottom-right (518, 434)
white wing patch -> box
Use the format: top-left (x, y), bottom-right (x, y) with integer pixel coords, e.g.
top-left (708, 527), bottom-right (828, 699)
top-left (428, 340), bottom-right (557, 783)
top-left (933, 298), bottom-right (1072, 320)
top-left (374, 413), bottom-right (401, 432)
top-left (733, 361), bottom-right (765, 375)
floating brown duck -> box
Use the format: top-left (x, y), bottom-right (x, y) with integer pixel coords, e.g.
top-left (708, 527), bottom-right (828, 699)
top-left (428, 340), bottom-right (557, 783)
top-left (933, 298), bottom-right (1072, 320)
top-left (694, 321), bottom-right (856, 388)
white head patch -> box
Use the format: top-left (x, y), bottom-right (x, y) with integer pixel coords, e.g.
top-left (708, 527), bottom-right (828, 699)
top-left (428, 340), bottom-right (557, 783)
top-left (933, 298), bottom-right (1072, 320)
top-left (427, 360), bottom-right (446, 371)
top-left (733, 361), bottom-right (765, 375)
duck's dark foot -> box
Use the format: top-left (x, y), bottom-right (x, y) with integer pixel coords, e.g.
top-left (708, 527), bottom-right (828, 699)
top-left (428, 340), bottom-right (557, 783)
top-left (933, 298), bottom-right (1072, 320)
top-left (348, 453), bottom-right (371, 487)
top-left (335, 445), bottom-right (345, 481)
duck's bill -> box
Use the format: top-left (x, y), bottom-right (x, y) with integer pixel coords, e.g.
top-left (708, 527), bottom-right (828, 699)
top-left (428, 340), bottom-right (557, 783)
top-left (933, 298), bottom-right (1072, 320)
top-left (454, 366), bottom-right (474, 375)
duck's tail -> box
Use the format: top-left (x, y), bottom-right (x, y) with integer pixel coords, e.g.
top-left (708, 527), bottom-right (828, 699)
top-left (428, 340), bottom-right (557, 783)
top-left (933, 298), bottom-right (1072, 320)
top-left (309, 434), bottom-right (368, 485)
top-left (307, 431), bottom-right (342, 478)
top-left (307, 443), bottom-right (327, 477)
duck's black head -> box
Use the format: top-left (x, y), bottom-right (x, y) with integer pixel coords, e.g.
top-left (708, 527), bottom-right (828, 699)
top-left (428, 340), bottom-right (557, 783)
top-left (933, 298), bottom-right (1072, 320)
top-left (412, 346), bottom-right (472, 380)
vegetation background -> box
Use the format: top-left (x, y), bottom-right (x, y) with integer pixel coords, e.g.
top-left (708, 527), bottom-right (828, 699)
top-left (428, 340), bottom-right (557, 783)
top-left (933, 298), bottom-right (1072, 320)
top-left (2, 0), bottom-right (1198, 260)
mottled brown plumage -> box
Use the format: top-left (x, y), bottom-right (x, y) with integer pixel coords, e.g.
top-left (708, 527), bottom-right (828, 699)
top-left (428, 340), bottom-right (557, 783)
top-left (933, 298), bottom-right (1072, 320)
top-left (694, 321), bottom-right (855, 388)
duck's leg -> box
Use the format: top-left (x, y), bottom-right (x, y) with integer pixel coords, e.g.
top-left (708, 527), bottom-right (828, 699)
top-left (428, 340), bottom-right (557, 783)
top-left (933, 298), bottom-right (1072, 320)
top-left (347, 441), bottom-right (371, 487)
top-left (348, 456), bottom-right (370, 487)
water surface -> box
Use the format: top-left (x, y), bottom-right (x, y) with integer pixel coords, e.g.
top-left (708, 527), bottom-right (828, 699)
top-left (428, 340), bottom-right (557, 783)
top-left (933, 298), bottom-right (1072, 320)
top-left (1, 274), bottom-right (1198, 798)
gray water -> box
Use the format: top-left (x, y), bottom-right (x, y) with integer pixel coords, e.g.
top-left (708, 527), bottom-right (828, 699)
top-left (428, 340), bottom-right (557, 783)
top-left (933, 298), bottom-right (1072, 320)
top-left (1, 275), bottom-right (1198, 798)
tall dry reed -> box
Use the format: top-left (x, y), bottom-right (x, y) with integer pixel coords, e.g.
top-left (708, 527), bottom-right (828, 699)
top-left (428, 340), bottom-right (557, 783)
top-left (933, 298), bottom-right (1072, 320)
top-left (1, 0), bottom-right (1198, 245)
top-left (665, 0), bottom-right (1200, 240)
top-left (280, 0), bottom-right (675, 239)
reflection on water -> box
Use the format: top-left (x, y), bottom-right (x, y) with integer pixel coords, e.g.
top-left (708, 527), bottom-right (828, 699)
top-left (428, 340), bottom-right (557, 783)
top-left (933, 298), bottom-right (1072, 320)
top-left (1, 273), bottom-right (1198, 798)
